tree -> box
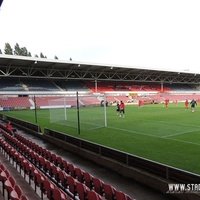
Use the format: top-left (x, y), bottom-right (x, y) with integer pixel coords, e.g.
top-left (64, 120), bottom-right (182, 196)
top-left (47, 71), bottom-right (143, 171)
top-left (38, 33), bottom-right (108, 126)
top-left (0, 49), bottom-right (2, 54)
top-left (14, 43), bottom-right (22, 55)
top-left (21, 47), bottom-right (28, 56)
top-left (14, 43), bottom-right (32, 56)
top-left (4, 43), bottom-right (13, 55)
top-left (40, 52), bottom-right (47, 58)
top-left (34, 54), bottom-right (38, 58)
top-left (54, 55), bottom-right (58, 59)
top-left (40, 52), bottom-right (45, 58)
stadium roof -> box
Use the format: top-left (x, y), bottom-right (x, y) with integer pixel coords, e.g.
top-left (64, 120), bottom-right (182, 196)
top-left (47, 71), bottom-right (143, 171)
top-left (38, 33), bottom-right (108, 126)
top-left (0, 54), bottom-right (200, 84)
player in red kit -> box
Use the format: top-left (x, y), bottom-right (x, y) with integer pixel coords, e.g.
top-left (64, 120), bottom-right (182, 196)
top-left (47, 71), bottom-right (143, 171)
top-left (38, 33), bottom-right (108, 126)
top-left (185, 99), bottom-right (189, 109)
top-left (119, 101), bottom-right (125, 118)
top-left (165, 99), bottom-right (169, 108)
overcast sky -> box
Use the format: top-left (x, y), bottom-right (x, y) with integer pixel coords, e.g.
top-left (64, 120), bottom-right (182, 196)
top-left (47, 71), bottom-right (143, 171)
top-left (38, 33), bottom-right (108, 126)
top-left (1, 0), bottom-right (200, 72)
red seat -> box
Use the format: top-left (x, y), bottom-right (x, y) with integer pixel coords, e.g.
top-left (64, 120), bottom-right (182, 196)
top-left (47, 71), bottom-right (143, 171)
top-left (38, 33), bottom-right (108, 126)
top-left (15, 154), bottom-right (23, 171)
top-left (68, 163), bottom-right (75, 177)
top-left (21, 159), bottom-right (29, 179)
top-left (115, 190), bottom-right (128, 200)
top-left (66, 175), bottom-right (76, 195)
top-left (62, 160), bottom-right (69, 173)
top-left (39, 156), bottom-right (46, 169)
top-left (52, 188), bottom-right (68, 200)
top-left (10, 190), bottom-right (20, 200)
top-left (35, 154), bottom-right (40, 166)
top-left (29, 165), bottom-right (36, 185)
top-left (27, 163), bottom-right (34, 183)
top-left (29, 150), bottom-right (36, 163)
top-left (0, 168), bottom-right (10, 181)
top-left (0, 169), bottom-right (10, 196)
top-left (50, 164), bottom-right (60, 181)
top-left (17, 155), bottom-right (24, 173)
top-left (51, 153), bottom-right (57, 164)
top-left (43, 179), bottom-right (55, 199)
top-left (12, 185), bottom-right (22, 199)
top-left (45, 150), bottom-right (52, 160)
top-left (87, 190), bottom-right (102, 200)
top-left (34, 171), bottom-right (45, 198)
top-left (76, 182), bottom-right (89, 200)
top-left (57, 156), bottom-right (63, 169)
top-left (75, 167), bottom-right (84, 182)
top-left (44, 160), bottom-right (53, 174)
top-left (93, 177), bottom-right (104, 195)
top-left (83, 172), bottom-right (93, 189)
top-left (103, 183), bottom-right (116, 200)
top-left (5, 176), bottom-right (16, 198)
top-left (58, 170), bottom-right (67, 188)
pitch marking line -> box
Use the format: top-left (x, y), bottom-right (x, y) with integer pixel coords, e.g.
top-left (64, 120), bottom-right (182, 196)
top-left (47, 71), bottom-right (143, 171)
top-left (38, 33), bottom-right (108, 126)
top-left (161, 129), bottom-right (200, 138)
top-left (146, 119), bottom-right (200, 129)
top-left (108, 126), bottom-right (200, 146)
top-left (108, 126), bottom-right (160, 138)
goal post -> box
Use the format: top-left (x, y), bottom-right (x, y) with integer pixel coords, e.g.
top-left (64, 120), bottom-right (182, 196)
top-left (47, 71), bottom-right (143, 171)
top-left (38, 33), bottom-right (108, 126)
top-left (48, 92), bottom-right (107, 133)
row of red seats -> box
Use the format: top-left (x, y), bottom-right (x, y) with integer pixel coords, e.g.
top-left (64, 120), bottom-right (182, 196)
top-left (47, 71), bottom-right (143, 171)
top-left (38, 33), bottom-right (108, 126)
top-left (14, 132), bottom-right (133, 200)
top-left (0, 136), bottom-right (74, 200)
top-left (6, 129), bottom-right (133, 200)
top-left (0, 162), bottom-right (28, 200)
top-left (1, 131), bottom-right (102, 200)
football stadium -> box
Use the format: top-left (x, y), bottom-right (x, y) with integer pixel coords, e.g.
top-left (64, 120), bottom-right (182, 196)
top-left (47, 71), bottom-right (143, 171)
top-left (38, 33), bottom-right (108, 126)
top-left (1, 54), bottom-right (200, 200)
top-left (1, 0), bottom-right (200, 199)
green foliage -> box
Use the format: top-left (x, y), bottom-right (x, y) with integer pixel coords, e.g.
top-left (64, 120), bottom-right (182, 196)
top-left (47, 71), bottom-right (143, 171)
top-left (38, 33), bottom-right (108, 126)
top-left (14, 43), bottom-right (32, 56)
top-left (14, 43), bottom-right (21, 55)
top-left (40, 52), bottom-right (47, 58)
top-left (4, 43), bottom-right (13, 55)
top-left (3, 103), bottom-right (200, 174)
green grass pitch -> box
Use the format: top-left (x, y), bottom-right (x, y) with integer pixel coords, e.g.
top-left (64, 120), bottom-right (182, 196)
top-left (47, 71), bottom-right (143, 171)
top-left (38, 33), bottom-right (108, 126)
top-left (2, 103), bottom-right (200, 174)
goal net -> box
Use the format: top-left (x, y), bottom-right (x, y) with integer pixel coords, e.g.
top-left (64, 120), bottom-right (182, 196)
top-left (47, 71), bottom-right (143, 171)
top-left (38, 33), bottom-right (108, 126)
top-left (48, 94), bottom-right (107, 131)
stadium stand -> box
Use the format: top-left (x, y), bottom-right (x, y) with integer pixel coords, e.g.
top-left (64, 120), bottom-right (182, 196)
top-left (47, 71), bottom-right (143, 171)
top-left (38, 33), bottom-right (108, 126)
top-left (0, 77), bottom-right (199, 96)
top-left (86, 81), bottom-right (172, 92)
top-left (22, 79), bottom-right (61, 91)
top-left (0, 122), bottom-right (134, 200)
top-left (0, 78), bottom-right (25, 91)
top-left (0, 97), bottom-right (31, 109)
top-left (55, 80), bottom-right (90, 92)
top-left (2, 56), bottom-right (200, 200)
top-left (0, 129), bottom-right (74, 199)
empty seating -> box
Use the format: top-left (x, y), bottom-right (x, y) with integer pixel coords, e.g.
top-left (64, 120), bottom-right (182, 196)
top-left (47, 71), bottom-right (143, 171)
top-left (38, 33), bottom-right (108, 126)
top-left (52, 188), bottom-right (68, 200)
top-left (0, 169), bottom-right (10, 196)
top-left (87, 190), bottom-right (102, 200)
top-left (0, 163), bottom-right (28, 199)
top-left (115, 190), bottom-right (132, 200)
top-left (83, 172), bottom-right (93, 189)
top-left (93, 177), bottom-right (104, 195)
top-left (10, 185), bottom-right (23, 200)
top-left (0, 136), bottom-right (73, 200)
top-left (76, 181), bottom-right (90, 200)
top-left (4, 176), bottom-right (16, 199)
top-left (1, 128), bottom-right (134, 200)
top-left (103, 183), bottom-right (116, 200)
